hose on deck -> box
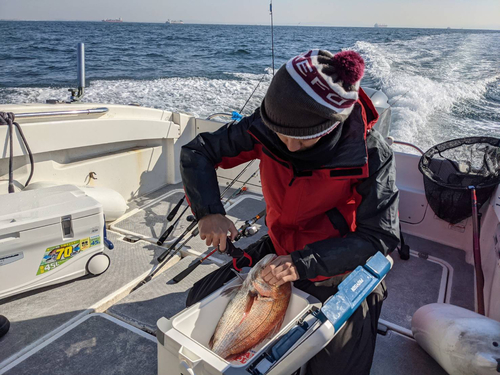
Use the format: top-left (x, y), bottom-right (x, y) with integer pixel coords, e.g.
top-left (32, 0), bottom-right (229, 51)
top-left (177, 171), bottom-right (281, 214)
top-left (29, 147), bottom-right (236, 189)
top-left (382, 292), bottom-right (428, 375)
top-left (0, 112), bottom-right (35, 193)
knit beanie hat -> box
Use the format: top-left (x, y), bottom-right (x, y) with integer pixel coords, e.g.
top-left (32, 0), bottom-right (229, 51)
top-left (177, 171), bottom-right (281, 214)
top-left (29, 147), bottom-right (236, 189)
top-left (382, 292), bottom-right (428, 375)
top-left (260, 49), bottom-right (365, 139)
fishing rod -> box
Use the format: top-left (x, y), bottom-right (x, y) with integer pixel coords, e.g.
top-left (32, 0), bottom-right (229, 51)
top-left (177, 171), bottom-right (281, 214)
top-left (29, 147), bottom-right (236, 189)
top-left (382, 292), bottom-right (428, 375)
top-left (270, 0), bottom-right (275, 76)
top-left (157, 158), bottom-right (257, 245)
top-left (156, 72), bottom-right (265, 243)
top-left (157, 202), bottom-right (190, 245)
top-left (156, 1), bottom-right (272, 246)
top-left (172, 209), bottom-right (266, 283)
top-left (223, 169), bottom-right (260, 205)
top-left (155, 226), bottom-right (200, 276)
top-left (157, 217), bottom-right (198, 263)
top-left (158, 153), bottom-right (255, 245)
top-left (234, 208), bottom-right (266, 241)
top-left (220, 160), bottom-right (256, 198)
top-left (157, 146), bottom-right (258, 245)
top-left (131, 216), bottom-right (198, 292)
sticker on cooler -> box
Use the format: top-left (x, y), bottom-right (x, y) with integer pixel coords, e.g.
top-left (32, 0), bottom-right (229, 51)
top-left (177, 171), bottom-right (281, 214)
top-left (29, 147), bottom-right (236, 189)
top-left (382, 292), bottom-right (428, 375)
top-left (36, 235), bottom-right (101, 275)
top-left (229, 350), bottom-right (257, 365)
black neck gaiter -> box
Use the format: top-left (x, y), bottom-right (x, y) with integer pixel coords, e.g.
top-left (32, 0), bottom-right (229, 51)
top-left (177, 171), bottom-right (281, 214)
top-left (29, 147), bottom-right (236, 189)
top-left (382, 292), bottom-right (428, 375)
top-left (270, 122), bottom-right (344, 171)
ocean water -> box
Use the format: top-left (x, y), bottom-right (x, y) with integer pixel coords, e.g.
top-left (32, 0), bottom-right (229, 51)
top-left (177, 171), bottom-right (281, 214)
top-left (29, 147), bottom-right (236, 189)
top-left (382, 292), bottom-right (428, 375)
top-left (0, 21), bottom-right (499, 151)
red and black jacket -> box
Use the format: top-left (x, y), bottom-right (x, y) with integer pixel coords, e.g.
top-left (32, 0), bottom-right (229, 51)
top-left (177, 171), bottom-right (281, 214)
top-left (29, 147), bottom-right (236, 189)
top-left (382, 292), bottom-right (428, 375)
top-left (180, 88), bottom-right (400, 281)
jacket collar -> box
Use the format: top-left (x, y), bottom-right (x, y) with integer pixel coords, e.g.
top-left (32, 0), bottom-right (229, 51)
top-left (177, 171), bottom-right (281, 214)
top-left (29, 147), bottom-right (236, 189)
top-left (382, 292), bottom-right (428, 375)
top-left (249, 101), bottom-right (370, 172)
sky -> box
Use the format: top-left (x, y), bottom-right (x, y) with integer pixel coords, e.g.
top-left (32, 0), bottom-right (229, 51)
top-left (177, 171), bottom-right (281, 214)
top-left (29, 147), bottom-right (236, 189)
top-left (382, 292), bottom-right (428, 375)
top-left (1, 0), bottom-right (499, 30)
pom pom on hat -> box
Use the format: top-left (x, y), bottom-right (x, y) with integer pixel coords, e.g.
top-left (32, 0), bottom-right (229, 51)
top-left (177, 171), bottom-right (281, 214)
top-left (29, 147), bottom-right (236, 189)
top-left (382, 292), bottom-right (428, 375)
top-left (331, 51), bottom-right (365, 85)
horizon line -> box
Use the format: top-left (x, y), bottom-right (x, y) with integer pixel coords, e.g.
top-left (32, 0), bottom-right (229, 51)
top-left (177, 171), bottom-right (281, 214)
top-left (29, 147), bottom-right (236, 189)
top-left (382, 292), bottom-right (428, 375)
top-left (0, 19), bottom-right (499, 31)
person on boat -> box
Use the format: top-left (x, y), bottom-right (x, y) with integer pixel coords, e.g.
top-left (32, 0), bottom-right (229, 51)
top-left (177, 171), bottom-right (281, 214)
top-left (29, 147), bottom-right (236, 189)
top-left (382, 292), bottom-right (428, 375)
top-left (180, 49), bottom-right (400, 375)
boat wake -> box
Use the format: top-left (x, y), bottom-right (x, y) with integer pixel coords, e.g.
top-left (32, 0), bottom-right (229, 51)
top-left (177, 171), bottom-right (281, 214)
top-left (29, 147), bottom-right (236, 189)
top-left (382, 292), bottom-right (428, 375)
top-left (1, 31), bottom-right (498, 151)
top-left (354, 32), bottom-right (500, 150)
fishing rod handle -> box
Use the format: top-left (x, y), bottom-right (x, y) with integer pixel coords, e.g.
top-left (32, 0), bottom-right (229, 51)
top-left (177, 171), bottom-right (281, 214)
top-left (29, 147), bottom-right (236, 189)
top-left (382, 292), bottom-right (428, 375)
top-left (157, 220), bottom-right (197, 263)
top-left (157, 205), bottom-right (191, 245)
top-left (154, 231), bottom-right (199, 278)
top-left (173, 261), bottom-right (201, 283)
top-left (172, 209), bottom-right (265, 281)
top-left (173, 228), bottom-right (200, 255)
top-left (156, 228), bottom-right (200, 282)
top-left (172, 241), bottom-right (223, 283)
top-left (167, 196), bottom-right (185, 221)
top-left (157, 224), bottom-right (175, 246)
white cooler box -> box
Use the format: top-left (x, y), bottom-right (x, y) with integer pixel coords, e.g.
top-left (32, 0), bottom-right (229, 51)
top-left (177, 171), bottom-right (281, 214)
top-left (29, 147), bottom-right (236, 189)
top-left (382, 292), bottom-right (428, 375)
top-left (0, 185), bottom-right (111, 299)
top-left (157, 252), bottom-right (392, 375)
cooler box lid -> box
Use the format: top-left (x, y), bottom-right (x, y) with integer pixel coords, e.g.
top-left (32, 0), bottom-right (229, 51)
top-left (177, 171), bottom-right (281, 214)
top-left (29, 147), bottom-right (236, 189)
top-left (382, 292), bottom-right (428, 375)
top-left (0, 185), bottom-right (102, 236)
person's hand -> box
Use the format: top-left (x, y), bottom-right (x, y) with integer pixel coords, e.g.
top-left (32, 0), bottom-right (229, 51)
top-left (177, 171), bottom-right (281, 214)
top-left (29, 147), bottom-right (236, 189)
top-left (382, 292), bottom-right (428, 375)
top-left (198, 214), bottom-right (238, 252)
top-left (261, 255), bottom-right (299, 287)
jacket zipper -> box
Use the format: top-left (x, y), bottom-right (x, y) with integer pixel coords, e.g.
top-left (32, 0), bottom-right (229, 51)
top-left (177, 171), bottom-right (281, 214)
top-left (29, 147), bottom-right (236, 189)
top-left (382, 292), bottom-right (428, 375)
top-left (289, 167), bottom-right (298, 186)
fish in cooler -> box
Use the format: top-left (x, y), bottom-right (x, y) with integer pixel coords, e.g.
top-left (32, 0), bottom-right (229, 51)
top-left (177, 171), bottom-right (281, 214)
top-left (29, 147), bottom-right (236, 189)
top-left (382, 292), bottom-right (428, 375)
top-left (209, 254), bottom-right (292, 360)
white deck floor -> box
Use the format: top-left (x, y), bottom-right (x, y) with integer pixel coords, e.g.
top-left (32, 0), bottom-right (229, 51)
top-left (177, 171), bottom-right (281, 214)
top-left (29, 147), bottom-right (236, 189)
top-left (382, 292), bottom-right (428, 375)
top-left (0, 183), bottom-right (474, 375)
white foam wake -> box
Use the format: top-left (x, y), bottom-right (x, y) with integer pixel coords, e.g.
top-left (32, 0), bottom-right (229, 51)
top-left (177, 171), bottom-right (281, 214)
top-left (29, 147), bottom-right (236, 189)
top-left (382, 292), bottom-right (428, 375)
top-left (0, 72), bottom-right (273, 120)
top-left (1, 34), bottom-right (498, 152)
top-left (353, 33), bottom-right (500, 150)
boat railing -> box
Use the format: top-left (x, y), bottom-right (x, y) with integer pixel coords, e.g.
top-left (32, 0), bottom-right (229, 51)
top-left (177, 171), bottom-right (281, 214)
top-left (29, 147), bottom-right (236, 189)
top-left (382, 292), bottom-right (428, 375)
top-left (206, 112), bottom-right (233, 121)
top-left (386, 136), bottom-right (424, 155)
top-left (14, 107), bottom-right (109, 119)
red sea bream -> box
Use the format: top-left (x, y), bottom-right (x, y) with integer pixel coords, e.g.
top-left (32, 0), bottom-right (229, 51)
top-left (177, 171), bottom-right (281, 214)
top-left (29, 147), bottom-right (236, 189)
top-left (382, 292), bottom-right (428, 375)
top-left (209, 254), bottom-right (292, 360)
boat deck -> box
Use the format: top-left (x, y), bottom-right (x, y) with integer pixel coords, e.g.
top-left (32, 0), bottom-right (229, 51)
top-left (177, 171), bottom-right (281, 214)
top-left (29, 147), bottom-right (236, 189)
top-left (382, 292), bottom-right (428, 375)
top-left (0, 183), bottom-right (474, 375)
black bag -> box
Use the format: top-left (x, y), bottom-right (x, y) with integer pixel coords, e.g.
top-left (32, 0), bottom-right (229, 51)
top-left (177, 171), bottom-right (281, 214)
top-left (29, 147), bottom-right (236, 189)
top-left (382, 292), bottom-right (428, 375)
top-left (418, 137), bottom-right (500, 224)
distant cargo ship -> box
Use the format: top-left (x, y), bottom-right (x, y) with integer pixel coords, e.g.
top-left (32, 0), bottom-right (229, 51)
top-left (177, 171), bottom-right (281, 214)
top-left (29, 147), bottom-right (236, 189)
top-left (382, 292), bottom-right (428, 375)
top-left (374, 23), bottom-right (388, 28)
top-left (165, 19), bottom-right (184, 24)
top-left (102, 18), bottom-right (123, 23)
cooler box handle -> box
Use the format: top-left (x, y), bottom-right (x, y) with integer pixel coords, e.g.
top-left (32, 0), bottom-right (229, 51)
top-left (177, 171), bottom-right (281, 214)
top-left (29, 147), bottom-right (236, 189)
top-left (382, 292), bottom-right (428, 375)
top-left (178, 346), bottom-right (202, 375)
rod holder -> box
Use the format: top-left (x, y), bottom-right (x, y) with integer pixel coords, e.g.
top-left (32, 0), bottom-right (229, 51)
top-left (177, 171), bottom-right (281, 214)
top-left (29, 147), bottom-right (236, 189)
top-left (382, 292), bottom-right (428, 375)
top-left (69, 43), bottom-right (85, 102)
top-left (77, 43), bottom-right (85, 91)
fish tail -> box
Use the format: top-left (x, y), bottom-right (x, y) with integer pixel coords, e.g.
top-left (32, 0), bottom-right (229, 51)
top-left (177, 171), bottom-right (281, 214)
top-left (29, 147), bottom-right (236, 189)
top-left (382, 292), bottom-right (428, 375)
top-left (220, 284), bottom-right (242, 297)
top-left (209, 334), bottom-right (215, 349)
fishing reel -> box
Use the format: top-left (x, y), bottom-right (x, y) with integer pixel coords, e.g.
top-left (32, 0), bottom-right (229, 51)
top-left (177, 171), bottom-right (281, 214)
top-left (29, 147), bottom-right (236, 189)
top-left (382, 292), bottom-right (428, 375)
top-left (235, 211), bottom-right (264, 241)
top-left (235, 223), bottom-right (259, 241)
top-left (243, 225), bottom-right (259, 237)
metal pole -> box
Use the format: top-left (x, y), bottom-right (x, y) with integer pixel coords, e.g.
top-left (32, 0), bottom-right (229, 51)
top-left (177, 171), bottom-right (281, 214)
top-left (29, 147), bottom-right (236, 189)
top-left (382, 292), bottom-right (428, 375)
top-left (77, 43), bottom-right (85, 97)
top-left (469, 186), bottom-right (485, 315)
top-left (14, 108), bottom-right (108, 119)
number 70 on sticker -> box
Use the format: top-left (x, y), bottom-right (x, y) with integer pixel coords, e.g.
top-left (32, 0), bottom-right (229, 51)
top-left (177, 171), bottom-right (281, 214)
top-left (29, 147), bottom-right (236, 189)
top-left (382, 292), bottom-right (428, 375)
top-left (56, 246), bottom-right (73, 260)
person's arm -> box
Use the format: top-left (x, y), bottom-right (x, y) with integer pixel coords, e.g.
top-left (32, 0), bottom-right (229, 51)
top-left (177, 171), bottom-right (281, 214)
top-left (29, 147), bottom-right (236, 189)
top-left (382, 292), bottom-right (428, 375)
top-left (290, 130), bottom-right (400, 279)
top-left (180, 110), bottom-right (260, 249)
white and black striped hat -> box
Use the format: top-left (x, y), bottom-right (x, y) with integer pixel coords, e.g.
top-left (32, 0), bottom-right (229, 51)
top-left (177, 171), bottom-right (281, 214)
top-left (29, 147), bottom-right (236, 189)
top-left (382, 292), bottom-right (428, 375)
top-left (260, 49), bottom-right (365, 139)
